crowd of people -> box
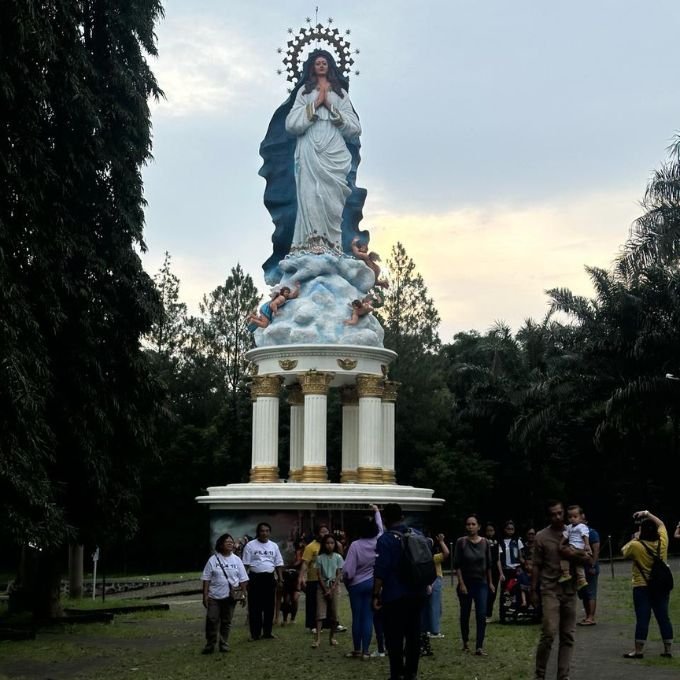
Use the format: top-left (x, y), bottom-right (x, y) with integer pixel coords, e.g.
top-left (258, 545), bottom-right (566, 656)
top-left (200, 502), bottom-right (676, 680)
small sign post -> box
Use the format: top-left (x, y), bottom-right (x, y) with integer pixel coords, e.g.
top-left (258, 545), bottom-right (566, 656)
top-left (91, 546), bottom-right (100, 600)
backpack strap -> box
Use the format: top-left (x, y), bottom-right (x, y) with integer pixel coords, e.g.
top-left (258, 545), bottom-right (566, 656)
top-left (640, 540), bottom-right (661, 561)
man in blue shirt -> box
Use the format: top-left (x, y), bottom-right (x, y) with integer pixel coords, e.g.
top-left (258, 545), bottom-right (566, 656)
top-left (373, 503), bottom-right (425, 680)
top-left (577, 510), bottom-right (600, 626)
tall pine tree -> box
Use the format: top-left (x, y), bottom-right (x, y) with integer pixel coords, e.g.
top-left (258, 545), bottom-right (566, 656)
top-left (0, 0), bottom-right (164, 616)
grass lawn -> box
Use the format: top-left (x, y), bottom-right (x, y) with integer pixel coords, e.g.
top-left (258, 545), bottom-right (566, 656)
top-left (0, 573), bottom-right (678, 680)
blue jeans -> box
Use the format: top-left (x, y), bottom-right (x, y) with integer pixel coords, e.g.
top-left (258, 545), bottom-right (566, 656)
top-left (633, 586), bottom-right (673, 642)
top-left (421, 576), bottom-right (443, 634)
top-left (348, 579), bottom-right (374, 653)
top-left (458, 582), bottom-right (488, 649)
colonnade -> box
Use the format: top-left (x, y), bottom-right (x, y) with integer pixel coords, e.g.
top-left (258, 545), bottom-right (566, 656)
top-left (249, 370), bottom-right (398, 484)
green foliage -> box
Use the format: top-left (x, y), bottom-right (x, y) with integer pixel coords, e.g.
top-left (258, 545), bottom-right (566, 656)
top-left (126, 262), bottom-right (260, 571)
top-left (0, 0), bottom-right (165, 559)
top-left (149, 252), bottom-right (188, 361)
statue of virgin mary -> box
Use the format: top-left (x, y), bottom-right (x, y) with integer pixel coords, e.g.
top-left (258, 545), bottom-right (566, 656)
top-left (259, 49), bottom-right (368, 284)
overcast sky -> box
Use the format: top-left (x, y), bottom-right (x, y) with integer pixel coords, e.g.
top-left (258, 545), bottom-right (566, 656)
top-left (141, 1), bottom-right (680, 341)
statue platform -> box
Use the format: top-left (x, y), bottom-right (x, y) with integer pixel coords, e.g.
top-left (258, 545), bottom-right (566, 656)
top-left (197, 343), bottom-right (443, 544)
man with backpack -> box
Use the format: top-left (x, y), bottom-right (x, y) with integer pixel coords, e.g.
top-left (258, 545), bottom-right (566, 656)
top-left (373, 503), bottom-right (435, 680)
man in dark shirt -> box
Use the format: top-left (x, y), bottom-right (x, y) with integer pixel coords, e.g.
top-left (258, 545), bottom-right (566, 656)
top-left (531, 500), bottom-right (577, 680)
top-left (373, 503), bottom-right (424, 680)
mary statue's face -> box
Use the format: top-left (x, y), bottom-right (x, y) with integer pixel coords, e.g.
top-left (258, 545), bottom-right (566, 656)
top-left (314, 57), bottom-right (329, 77)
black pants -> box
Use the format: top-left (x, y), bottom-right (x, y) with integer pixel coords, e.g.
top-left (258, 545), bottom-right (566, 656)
top-left (487, 571), bottom-right (500, 618)
top-left (248, 572), bottom-right (276, 639)
top-left (383, 596), bottom-right (423, 680)
top-left (304, 580), bottom-right (319, 629)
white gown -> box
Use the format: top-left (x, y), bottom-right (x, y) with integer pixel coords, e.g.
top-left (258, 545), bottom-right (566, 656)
top-left (285, 87), bottom-right (361, 251)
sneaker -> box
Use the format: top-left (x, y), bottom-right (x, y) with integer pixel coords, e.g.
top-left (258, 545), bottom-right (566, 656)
top-left (370, 650), bottom-right (386, 658)
top-left (311, 628), bottom-right (317, 634)
top-left (201, 645), bottom-right (214, 655)
top-left (428, 633), bottom-right (445, 639)
top-left (558, 574), bottom-right (572, 583)
top-left (576, 579), bottom-right (588, 591)
top-left (336, 624), bottom-right (347, 632)
top-left (219, 645), bottom-right (230, 653)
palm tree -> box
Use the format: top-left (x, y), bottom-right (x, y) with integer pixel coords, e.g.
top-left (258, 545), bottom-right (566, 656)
top-left (618, 134), bottom-right (680, 277)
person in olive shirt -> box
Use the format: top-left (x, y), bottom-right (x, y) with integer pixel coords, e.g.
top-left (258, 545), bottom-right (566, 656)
top-left (531, 500), bottom-right (580, 680)
top-left (299, 525), bottom-right (330, 631)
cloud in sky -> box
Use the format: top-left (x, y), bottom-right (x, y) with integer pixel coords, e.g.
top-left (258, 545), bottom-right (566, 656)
top-left (143, 186), bottom-right (643, 342)
top-left (150, 17), bottom-right (269, 118)
top-left (368, 189), bottom-right (641, 340)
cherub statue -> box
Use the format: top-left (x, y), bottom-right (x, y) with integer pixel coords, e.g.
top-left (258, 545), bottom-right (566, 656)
top-left (344, 297), bottom-right (374, 326)
top-left (351, 237), bottom-right (389, 288)
top-left (247, 282), bottom-right (301, 332)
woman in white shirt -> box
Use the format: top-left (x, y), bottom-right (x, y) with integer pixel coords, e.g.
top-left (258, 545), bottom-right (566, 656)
top-left (201, 533), bottom-right (248, 654)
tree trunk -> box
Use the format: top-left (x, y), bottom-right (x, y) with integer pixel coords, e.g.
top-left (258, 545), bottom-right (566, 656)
top-left (68, 543), bottom-right (84, 599)
top-left (32, 549), bottom-right (64, 620)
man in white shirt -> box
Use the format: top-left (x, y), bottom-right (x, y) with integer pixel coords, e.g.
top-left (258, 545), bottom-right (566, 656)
top-left (241, 522), bottom-right (284, 640)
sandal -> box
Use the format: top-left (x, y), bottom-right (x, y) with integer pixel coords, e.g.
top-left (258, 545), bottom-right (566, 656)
top-left (577, 619), bottom-right (596, 626)
top-left (622, 652), bottom-right (643, 659)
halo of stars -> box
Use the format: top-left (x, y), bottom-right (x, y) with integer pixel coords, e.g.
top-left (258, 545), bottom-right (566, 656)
top-left (277, 17), bottom-right (360, 90)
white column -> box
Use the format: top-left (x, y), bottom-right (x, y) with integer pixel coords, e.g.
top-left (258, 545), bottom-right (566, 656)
top-left (340, 386), bottom-right (359, 483)
top-left (287, 384), bottom-right (304, 482)
top-left (356, 375), bottom-right (384, 484)
top-left (381, 381), bottom-right (399, 484)
top-left (249, 375), bottom-right (281, 483)
top-left (300, 371), bottom-right (334, 483)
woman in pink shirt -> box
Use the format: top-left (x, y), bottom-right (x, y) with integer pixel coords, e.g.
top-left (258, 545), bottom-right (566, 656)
top-left (343, 505), bottom-right (384, 659)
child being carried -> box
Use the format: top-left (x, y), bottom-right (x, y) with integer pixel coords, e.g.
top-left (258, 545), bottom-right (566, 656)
top-left (559, 504), bottom-right (591, 590)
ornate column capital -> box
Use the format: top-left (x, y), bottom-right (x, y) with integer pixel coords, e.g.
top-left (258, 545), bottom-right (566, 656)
top-left (340, 384), bottom-right (358, 406)
top-left (356, 374), bottom-right (384, 399)
top-left (300, 370), bottom-right (334, 395)
top-left (382, 380), bottom-right (400, 402)
top-left (250, 374), bottom-right (282, 399)
top-left (286, 383), bottom-right (304, 406)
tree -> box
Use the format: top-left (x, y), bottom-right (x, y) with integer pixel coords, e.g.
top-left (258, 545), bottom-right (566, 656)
top-left (0, 0), bottom-right (165, 616)
top-left (377, 242), bottom-right (441, 357)
top-left (199, 264), bottom-right (260, 397)
top-left (618, 134), bottom-right (680, 276)
top-left (148, 251), bottom-right (187, 361)
top-left (375, 243), bottom-right (449, 484)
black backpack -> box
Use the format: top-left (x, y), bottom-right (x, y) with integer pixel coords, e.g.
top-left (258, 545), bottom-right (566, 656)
top-left (390, 529), bottom-right (437, 589)
top-left (635, 541), bottom-right (674, 596)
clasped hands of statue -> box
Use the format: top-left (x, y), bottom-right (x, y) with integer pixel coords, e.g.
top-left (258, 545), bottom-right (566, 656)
top-left (314, 81), bottom-right (333, 111)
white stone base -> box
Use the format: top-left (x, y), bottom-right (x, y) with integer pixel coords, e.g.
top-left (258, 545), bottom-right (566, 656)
top-left (196, 482), bottom-right (444, 511)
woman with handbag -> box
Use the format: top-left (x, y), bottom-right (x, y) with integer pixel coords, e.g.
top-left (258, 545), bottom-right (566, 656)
top-left (201, 533), bottom-right (249, 654)
top-left (621, 510), bottom-right (674, 659)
